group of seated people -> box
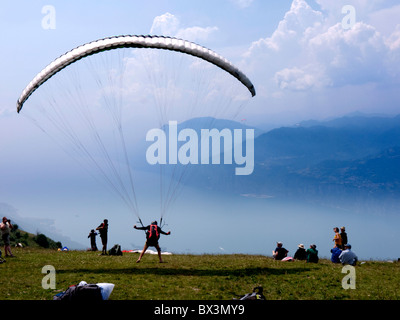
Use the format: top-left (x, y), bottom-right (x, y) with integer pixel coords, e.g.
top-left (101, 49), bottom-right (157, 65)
top-left (272, 241), bottom-right (358, 266)
top-left (272, 242), bottom-right (319, 263)
top-left (330, 243), bottom-right (358, 265)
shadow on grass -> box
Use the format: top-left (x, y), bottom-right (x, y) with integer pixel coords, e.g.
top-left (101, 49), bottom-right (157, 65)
top-left (56, 266), bottom-right (316, 277)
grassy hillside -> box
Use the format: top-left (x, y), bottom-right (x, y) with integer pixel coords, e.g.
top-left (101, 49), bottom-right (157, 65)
top-left (0, 225), bottom-right (62, 249)
top-left (0, 247), bottom-right (399, 300)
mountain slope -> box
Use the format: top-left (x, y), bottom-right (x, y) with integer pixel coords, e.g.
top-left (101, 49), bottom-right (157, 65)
top-left (183, 114), bottom-right (400, 213)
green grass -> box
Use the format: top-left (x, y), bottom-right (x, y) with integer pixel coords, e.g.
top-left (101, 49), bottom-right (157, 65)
top-left (1, 247), bottom-right (399, 300)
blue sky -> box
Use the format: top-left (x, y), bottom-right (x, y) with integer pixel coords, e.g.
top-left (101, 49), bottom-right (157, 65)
top-left (2, 0), bottom-right (400, 122)
top-left (1, 0), bottom-right (400, 258)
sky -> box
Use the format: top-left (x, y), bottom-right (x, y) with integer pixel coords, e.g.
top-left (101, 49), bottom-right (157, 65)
top-left (1, 0), bottom-right (400, 259)
top-left (1, 0), bottom-right (399, 123)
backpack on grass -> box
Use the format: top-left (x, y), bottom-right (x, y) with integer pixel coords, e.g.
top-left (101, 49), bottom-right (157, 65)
top-left (108, 244), bottom-right (122, 256)
top-left (53, 282), bottom-right (115, 301)
top-left (53, 283), bottom-right (103, 301)
top-left (235, 286), bottom-right (266, 300)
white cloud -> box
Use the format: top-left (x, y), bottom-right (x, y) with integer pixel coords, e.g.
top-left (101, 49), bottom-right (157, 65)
top-left (308, 22), bottom-right (387, 85)
top-left (150, 12), bottom-right (180, 36)
top-left (386, 24), bottom-right (400, 51)
top-left (244, 0), bottom-right (398, 93)
top-left (176, 26), bottom-right (219, 43)
top-left (245, 0), bottom-right (324, 57)
top-left (274, 65), bottom-right (331, 91)
top-left (315, 0), bottom-right (386, 23)
top-left (237, 0), bottom-right (400, 122)
top-left (150, 12), bottom-right (218, 43)
top-left (275, 67), bottom-right (312, 90)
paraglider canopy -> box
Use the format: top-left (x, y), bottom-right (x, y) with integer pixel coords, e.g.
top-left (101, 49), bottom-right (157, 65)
top-left (15, 34), bottom-right (256, 228)
top-left (16, 35), bottom-right (256, 113)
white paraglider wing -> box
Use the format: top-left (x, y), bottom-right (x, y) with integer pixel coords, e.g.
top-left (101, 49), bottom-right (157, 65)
top-left (16, 35), bottom-right (256, 112)
top-left (15, 34), bottom-right (256, 226)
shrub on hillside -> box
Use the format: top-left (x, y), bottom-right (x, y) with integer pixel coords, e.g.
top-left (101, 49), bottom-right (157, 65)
top-left (33, 233), bottom-right (62, 249)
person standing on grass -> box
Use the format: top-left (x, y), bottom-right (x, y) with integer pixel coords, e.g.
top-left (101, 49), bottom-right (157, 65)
top-left (88, 229), bottom-right (98, 251)
top-left (0, 217), bottom-right (15, 258)
top-left (133, 221), bottom-right (170, 263)
top-left (333, 227), bottom-right (342, 249)
top-left (96, 219), bottom-right (108, 255)
top-left (340, 227), bottom-right (348, 249)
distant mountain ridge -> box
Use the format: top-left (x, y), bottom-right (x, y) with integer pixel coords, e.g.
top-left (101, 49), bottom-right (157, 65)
top-left (161, 116), bottom-right (264, 138)
top-left (299, 113), bottom-right (400, 130)
top-left (182, 113), bottom-right (400, 214)
top-left (256, 114), bottom-right (400, 166)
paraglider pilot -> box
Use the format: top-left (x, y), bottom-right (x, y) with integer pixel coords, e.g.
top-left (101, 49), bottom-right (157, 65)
top-left (88, 229), bottom-right (98, 251)
top-left (96, 219), bottom-right (108, 255)
top-left (134, 221), bottom-right (170, 263)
